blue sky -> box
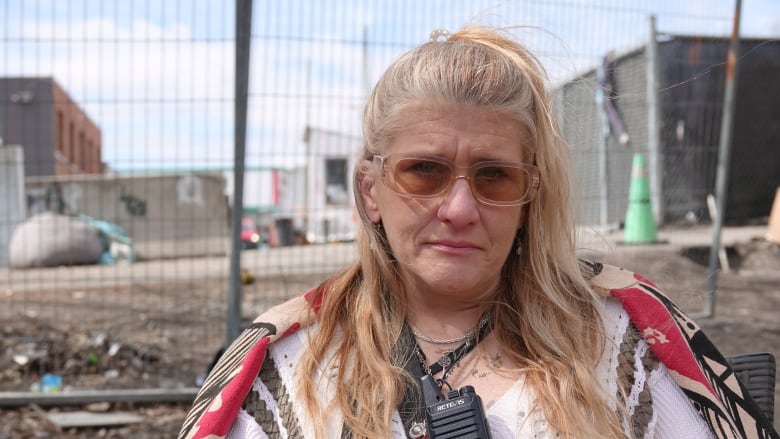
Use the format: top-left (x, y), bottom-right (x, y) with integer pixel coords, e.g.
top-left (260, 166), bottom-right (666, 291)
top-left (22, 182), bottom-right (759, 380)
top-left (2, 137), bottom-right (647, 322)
top-left (1, 0), bottom-right (778, 171)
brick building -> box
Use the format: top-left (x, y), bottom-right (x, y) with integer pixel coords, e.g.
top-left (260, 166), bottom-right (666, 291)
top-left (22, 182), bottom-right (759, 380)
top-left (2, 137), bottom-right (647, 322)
top-left (0, 77), bottom-right (104, 177)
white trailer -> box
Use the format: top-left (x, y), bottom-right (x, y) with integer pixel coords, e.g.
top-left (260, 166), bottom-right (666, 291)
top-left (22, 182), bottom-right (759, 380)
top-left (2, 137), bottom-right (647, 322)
top-left (296, 127), bottom-right (361, 243)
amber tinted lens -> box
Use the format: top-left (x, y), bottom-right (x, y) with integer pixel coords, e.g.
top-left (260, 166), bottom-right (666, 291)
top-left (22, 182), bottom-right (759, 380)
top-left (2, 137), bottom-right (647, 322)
top-left (473, 163), bottom-right (530, 204)
top-left (390, 157), bottom-right (451, 196)
top-left (382, 155), bottom-right (538, 205)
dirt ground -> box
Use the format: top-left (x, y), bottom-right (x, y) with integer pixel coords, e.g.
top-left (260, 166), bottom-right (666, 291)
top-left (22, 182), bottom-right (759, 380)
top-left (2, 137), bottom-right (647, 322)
top-left (1, 238), bottom-right (778, 438)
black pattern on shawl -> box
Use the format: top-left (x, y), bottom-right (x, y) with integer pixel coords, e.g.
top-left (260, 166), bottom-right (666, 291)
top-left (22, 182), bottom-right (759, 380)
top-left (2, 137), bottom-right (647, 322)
top-left (635, 280), bottom-right (778, 439)
top-left (178, 322), bottom-right (276, 439)
top-left (260, 353), bottom-right (304, 437)
top-left (580, 260), bottom-right (604, 279)
top-left (240, 354), bottom-right (304, 438)
top-left (616, 321), bottom-right (657, 437)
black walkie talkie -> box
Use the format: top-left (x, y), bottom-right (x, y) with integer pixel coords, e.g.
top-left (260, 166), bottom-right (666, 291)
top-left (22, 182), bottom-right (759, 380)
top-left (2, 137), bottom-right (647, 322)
top-left (420, 374), bottom-right (492, 439)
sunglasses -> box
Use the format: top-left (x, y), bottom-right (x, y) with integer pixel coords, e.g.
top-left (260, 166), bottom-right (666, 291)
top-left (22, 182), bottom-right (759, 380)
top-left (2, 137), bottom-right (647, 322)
top-left (373, 154), bottom-right (540, 206)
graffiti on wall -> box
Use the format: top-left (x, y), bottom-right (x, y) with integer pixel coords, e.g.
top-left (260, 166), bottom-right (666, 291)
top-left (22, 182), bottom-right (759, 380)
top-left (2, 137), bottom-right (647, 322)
top-left (27, 181), bottom-right (149, 218)
top-left (27, 182), bottom-right (83, 215)
top-left (120, 188), bottom-right (147, 217)
top-left (176, 174), bottom-right (205, 206)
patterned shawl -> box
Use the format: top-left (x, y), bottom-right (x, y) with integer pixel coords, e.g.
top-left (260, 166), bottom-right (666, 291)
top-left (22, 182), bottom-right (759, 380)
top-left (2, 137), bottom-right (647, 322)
top-left (179, 263), bottom-right (778, 439)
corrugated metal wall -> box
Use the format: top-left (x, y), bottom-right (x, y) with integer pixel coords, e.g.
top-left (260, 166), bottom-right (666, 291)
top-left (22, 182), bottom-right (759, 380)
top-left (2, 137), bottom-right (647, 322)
top-left (560, 36), bottom-right (780, 227)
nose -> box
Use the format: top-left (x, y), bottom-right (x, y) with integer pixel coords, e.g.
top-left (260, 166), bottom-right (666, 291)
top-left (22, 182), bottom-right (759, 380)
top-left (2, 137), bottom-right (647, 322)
top-left (437, 177), bottom-right (480, 226)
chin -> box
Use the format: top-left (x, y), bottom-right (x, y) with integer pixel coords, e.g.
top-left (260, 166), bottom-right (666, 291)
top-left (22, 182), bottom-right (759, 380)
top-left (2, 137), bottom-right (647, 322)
top-left (430, 274), bottom-right (481, 294)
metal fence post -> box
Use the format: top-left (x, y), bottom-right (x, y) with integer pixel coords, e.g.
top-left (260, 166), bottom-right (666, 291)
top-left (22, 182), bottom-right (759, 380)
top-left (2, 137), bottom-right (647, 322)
top-left (706, 0), bottom-right (742, 318)
top-left (645, 15), bottom-right (664, 225)
top-left (228, 0), bottom-right (253, 343)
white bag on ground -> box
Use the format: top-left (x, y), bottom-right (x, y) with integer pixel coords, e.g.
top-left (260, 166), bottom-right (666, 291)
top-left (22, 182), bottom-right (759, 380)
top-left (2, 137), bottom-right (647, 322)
top-left (8, 212), bottom-right (103, 268)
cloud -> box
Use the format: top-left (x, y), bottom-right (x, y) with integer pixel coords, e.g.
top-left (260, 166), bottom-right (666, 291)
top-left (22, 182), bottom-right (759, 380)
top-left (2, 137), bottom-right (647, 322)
top-left (3, 0), bottom-right (778, 172)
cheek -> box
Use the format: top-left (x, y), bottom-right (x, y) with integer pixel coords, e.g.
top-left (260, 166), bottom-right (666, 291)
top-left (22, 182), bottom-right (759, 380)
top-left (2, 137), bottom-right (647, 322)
top-left (486, 208), bottom-right (526, 246)
top-left (378, 186), bottom-right (424, 216)
top-left (377, 195), bottom-right (434, 237)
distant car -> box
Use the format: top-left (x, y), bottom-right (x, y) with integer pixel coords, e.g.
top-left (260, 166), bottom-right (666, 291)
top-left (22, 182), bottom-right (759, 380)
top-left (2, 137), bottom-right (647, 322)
top-left (240, 217), bottom-right (266, 249)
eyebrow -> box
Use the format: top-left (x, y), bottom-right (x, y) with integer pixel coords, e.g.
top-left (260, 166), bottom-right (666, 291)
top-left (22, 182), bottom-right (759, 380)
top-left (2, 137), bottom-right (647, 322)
top-left (398, 153), bottom-right (521, 164)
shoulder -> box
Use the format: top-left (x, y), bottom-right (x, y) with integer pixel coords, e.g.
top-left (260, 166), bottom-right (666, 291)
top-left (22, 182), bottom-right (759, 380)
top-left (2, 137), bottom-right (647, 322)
top-left (585, 261), bottom-right (643, 294)
top-left (584, 260), bottom-right (673, 306)
top-left (249, 287), bottom-right (321, 344)
top-left (178, 288), bottom-right (320, 438)
top-left (582, 262), bottom-right (778, 438)
top-left (584, 261), bottom-right (681, 341)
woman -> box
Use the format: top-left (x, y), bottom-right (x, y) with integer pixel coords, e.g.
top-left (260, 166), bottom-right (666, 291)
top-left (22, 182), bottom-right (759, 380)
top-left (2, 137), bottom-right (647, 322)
top-left (180, 26), bottom-right (777, 439)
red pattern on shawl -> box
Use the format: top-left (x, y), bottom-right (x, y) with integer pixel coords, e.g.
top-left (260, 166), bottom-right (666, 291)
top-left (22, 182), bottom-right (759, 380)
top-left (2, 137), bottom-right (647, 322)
top-left (190, 337), bottom-right (272, 439)
top-left (304, 285), bottom-right (324, 314)
top-left (610, 274), bottom-right (717, 397)
top-left (185, 289), bottom-right (319, 439)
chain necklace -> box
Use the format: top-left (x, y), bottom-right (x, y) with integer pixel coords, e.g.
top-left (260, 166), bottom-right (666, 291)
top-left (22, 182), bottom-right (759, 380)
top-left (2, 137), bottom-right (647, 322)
top-left (412, 327), bottom-right (474, 345)
top-left (413, 314), bottom-right (491, 389)
top-left (411, 314), bottom-right (489, 345)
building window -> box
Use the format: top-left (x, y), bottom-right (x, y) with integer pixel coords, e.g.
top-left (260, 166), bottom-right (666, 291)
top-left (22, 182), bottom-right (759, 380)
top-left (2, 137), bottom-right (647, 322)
top-left (86, 140), bottom-right (94, 173)
top-left (57, 111), bottom-right (64, 152)
top-left (325, 158), bottom-right (348, 206)
top-left (68, 121), bottom-right (75, 164)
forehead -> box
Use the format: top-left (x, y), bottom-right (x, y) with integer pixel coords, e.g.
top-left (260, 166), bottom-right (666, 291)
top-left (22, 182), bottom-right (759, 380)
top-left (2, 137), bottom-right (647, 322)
top-left (385, 101), bottom-right (534, 162)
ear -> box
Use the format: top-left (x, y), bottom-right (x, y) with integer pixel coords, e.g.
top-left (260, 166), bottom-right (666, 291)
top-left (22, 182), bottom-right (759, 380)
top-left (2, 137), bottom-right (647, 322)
top-left (359, 160), bottom-right (382, 224)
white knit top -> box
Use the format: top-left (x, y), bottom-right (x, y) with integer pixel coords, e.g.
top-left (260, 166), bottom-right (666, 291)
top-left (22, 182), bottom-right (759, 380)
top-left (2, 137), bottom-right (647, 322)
top-left (227, 297), bottom-right (714, 438)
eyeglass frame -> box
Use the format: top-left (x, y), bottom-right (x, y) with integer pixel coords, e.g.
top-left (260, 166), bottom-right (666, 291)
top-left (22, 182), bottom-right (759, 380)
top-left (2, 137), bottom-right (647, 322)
top-left (372, 154), bottom-right (541, 207)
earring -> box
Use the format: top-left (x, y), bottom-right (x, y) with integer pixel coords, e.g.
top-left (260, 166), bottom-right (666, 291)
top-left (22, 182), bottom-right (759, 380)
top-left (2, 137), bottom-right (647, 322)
top-left (514, 229), bottom-right (525, 257)
top-left (370, 222), bottom-right (383, 251)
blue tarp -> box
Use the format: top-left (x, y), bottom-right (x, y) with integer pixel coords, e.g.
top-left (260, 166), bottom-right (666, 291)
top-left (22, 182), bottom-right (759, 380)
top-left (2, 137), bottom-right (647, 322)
top-left (78, 215), bottom-right (136, 264)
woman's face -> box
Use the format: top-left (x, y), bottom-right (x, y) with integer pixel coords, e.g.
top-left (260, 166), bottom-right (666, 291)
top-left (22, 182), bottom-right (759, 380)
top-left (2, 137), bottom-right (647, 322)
top-left (362, 101), bottom-right (533, 305)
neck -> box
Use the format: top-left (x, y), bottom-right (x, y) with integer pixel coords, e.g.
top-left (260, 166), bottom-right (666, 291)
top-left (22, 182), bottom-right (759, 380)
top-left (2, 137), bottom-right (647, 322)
top-left (401, 276), bottom-right (496, 344)
top-left (401, 273), bottom-right (498, 322)
top-left (409, 313), bottom-right (494, 388)
top-left (406, 301), bottom-right (489, 344)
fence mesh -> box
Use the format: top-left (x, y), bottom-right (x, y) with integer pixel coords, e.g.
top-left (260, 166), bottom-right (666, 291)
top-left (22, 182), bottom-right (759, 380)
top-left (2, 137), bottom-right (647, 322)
top-left (1, 0), bottom-right (777, 401)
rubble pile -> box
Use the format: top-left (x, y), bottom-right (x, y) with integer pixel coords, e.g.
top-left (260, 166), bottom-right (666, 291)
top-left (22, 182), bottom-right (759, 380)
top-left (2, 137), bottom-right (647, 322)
top-left (0, 315), bottom-right (191, 438)
top-left (1, 316), bottom-right (170, 392)
top-left (734, 238), bottom-right (780, 272)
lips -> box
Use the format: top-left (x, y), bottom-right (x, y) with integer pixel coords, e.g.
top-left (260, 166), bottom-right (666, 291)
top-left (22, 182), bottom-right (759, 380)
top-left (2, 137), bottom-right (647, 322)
top-left (428, 240), bottom-right (481, 253)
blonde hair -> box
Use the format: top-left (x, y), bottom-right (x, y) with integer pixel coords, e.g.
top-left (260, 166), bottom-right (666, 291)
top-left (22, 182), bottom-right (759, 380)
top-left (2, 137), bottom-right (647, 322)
top-left (299, 26), bottom-right (627, 438)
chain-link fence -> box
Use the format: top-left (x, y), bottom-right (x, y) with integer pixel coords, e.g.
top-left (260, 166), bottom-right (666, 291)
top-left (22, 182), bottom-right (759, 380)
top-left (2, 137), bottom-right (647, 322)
top-left (1, 0), bottom-right (778, 404)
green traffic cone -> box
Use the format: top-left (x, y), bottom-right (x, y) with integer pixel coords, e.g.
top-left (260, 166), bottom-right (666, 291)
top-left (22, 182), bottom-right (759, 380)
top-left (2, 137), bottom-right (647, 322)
top-left (623, 153), bottom-right (658, 243)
